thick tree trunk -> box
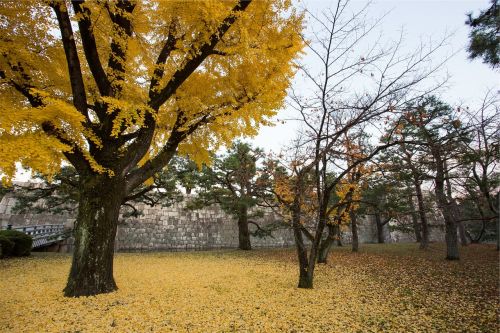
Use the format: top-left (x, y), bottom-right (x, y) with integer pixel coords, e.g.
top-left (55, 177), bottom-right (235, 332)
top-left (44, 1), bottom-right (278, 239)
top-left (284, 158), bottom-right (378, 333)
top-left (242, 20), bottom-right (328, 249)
top-left (64, 176), bottom-right (124, 297)
top-left (414, 181), bottom-right (429, 249)
top-left (303, 208), bottom-right (329, 289)
top-left (375, 213), bottom-right (385, 244)
top-left (445, 171), bottom-right (468, 247)
top-left (438, 191), bottom-right (459, 260)
top-left (237, 205), bottom-right (251, 250)
top-left (433, 150), bottom-right (459, 260)
top-left (444, 216), bottom-right (459, 260)
top-left (351, 211), bottom-right (359, 252)
top-left (451, 203), bottom-right (468, 247)
top-left (440, 200), bottom-right (459, 260)
top-left (298, 266), bottom-right (313, 289)
top-left (317, 240), bottom-right (333, 263)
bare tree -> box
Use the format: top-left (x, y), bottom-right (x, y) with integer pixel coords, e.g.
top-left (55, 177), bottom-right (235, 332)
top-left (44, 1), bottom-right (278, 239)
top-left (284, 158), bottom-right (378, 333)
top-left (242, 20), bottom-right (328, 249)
top-left (457, 91), bottom-right (500, 248)
top-left (274, 0), bottom-right (450, 288)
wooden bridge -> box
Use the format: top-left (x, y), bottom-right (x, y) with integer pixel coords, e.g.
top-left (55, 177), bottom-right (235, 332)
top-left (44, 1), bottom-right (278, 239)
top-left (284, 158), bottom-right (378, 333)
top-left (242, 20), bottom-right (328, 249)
top-left (1, 224), bottom-right (71, 249)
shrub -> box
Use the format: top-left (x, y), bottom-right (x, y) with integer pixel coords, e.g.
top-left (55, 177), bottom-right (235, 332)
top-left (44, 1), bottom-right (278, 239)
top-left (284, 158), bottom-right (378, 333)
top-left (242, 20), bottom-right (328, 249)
top-left (0, 235), bottom-right (15, 257)
top-left (0, 230), bottom-right (33, 257)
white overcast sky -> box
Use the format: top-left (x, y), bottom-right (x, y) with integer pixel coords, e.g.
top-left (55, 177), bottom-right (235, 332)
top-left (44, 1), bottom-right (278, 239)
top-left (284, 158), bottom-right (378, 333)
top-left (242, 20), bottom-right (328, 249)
top-left (251, 0), bottom-right (499, 153)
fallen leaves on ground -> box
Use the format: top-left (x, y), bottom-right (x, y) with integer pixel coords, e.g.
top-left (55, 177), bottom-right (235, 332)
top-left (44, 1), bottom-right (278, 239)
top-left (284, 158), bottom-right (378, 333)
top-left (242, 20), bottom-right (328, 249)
top-left (0, 243), bottom-right (498, 332)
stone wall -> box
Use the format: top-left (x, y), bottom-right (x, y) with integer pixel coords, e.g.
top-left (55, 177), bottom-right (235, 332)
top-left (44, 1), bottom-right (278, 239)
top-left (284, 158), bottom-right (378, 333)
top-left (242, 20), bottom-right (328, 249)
top-left (0, 193), bottom-right (75, 229)
top-left (0, 192), bottom-right (300, 251)
top-left (116, 200), bottom-right (296, 251)
top-left (0, 190), bottom-right (446, 252)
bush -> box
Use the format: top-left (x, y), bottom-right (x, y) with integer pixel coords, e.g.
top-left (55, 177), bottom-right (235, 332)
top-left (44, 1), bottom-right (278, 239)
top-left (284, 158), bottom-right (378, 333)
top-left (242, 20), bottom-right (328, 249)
top-left (0, 230), bottom-right (33, 257)
top-left (0, 235), bottom-right (15, 257)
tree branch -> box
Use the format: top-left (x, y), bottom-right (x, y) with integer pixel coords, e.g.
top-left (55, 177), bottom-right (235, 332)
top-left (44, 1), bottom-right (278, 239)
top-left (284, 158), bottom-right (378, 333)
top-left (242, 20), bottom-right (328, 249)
top-left (50, 0), bottom-right (89, 122)
top-left (105, 0), bottom-right (136, 96)
top-left (148, 0), bottom-right (252, 110)
top-left (71, 1), bottom-right (111, 96)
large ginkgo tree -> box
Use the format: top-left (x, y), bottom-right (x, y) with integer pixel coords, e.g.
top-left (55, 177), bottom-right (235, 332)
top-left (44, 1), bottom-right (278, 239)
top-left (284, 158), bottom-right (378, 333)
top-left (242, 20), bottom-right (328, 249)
top-left (0, 0), bottom-right (302, 297)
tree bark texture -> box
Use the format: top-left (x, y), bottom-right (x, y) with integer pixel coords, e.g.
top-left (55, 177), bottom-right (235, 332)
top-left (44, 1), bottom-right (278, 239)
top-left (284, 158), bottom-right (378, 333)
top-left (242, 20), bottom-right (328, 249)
top-left (443, 215), bottom-right (459, 260)
top-left (292, 203), bottom-right (313, 288)
top-left (445, 169), bottom-right (468, 247)
top-left (375, 213), bottom-right (385, 244)
top-left (407, 193), bottom-right (422, 243)
top-left (351, 211), bottom-right (359, 252)
top-left (317, 224), bottom-right (335, 264)
top-left (433, 149), bottom-right (459, 260)
top-left (64, 176), bottom-right (124, 297)
top-left (237, 205), bottom-right (251, 250)
top-left (414, 180), bottom-right (429, 249)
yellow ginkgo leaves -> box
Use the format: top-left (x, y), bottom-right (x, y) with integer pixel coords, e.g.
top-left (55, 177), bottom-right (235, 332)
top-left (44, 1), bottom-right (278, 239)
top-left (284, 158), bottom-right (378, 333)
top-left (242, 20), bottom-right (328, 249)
top-left (0, 244), bottom-right (497, 332)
